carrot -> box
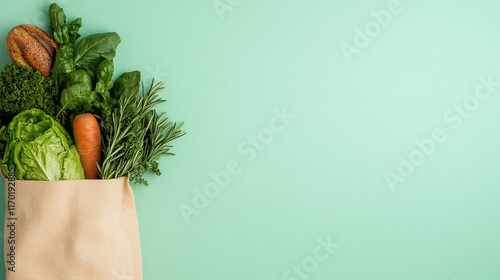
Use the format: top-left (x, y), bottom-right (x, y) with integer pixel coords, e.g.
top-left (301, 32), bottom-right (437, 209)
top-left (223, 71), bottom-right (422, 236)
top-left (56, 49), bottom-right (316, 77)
top-left (73, 113), bottom-right (101, 179)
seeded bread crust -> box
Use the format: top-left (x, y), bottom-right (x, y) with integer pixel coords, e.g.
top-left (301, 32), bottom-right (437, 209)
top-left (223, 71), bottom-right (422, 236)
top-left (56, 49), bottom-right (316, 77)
top-left (6, 25), bottom-right (59, 77)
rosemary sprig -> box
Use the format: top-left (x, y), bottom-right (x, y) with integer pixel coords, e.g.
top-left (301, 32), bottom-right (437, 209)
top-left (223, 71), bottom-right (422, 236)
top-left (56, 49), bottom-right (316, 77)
top-left (97, 80), bottom-right (186, 185)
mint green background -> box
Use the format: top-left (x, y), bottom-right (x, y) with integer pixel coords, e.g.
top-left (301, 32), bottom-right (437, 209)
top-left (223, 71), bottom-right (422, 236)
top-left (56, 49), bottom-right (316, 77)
top-left (1, 0), bottom-right (500, 279)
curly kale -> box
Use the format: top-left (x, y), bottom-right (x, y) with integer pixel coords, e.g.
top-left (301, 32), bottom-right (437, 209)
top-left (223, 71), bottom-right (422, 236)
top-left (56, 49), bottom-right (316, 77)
top-left (0, 62), bottom-right (59, 123)
top-left (0, 62), bottom-right (59, 155)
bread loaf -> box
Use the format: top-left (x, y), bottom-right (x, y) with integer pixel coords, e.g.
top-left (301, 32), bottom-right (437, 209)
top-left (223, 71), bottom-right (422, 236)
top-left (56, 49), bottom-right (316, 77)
top-left (5, 25), bottom-right (59, 77)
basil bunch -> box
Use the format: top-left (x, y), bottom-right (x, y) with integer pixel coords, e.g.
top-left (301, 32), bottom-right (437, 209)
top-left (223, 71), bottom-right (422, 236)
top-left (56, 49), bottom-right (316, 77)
top-left (49, 3), bottom-right (120, 132)
top-left (47, 3), bottom-right (186, 185)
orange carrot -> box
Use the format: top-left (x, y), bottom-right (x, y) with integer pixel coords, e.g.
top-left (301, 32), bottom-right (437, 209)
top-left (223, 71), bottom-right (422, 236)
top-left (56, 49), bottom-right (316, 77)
top-left (73, 113), bottom-right (101, 179)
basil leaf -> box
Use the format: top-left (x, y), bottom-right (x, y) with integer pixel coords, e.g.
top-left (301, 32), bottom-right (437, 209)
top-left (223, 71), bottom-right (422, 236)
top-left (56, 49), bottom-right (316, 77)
top-left (74, 32), bottom-right (121, 71)
top-left (49, 3), bottom-right (66, 31)
top-left (49, 3), bottom-right (81, 45)
top-left (52, 44), bottom-right (76, 76)
top-left (67, 69), bottom-right (92, 88)
top-left (113, 71), bottom-right (141, 100)
top-left (96, 81), bottom-right (113, 94)
top-left (93, 90), bottom-right (114, 117)
top-left (60, 84), bottom-right (96, 112)
top-left (67, 18), bottom-right (82, 45)
top-left (59, 70), bottom-right (95, 112)
top-left (96, 59), bottom-right (114, 83)
top-left (53, 26), bottom-right (64, 45)
top-left (95, 59), bottom-right (114, 95)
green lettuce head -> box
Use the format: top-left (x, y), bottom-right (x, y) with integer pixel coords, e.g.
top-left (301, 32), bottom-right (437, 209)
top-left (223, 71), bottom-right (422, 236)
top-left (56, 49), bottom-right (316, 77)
top-left (1, 108), bottom-right (85, 180)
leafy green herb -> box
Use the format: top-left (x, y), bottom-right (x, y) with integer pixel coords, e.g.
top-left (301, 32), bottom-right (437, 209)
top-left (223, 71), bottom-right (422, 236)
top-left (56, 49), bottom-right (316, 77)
top-left (58, 69), bottom-right (95, 114)
top-left (112, 70), bottom-right (140, 100)
top-left (49, 3), bottom-right (65, 30)
top-left (46, 3), bottom-right (185, 183)
top-left (96, 59), bottom-right (114, 93)
top-left (49, 3), bottom-right (81, 45)
top-left (66, 18), bottom-right (82, 44)
top-left (49, 3), bottom-right (120, 132)
top-left (0, 62), bottom-right (59, 142)
top-left (74, 32), bottom-right (121, 71)
top-left (52, 44), bottom-right (76, 76)
top-left (93, 59), bottom-right (116, 129)
top-left (98, 74), bottom-right (185, 185)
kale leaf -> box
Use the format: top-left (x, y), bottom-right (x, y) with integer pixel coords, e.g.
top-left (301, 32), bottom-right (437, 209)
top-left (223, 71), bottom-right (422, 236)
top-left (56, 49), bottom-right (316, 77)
top-left (0, 62), bottom-right (59, 156)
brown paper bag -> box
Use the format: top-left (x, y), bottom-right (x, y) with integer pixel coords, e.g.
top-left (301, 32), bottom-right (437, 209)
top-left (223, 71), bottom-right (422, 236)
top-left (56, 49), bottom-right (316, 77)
top-left (2, 168), bottom-right (142, 280)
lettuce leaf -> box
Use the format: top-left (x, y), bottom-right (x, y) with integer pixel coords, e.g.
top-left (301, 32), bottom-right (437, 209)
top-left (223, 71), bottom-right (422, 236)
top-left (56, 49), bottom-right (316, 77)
top-left (1, 109), bottom-right (84, 180)
top-left (18, 142), bottom-right (62, 181)
top-left (62, 146), bottom-right (85, 180)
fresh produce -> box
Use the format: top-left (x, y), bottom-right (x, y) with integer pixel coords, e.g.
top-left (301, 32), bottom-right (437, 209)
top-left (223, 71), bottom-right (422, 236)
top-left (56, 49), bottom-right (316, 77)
top-left (73, 113), bottom-right (101, 179)
top-left (0, 3), bottom-right (185, 184)
top-left (49, 3), bottom-right (120, 128)
top-left (48, 3), bottom-right (81, 46)
top-left (1, 109), bottom-right (85, 180)
top-left (5, 25), bottom-right (59, 77)
top-left (0, 62), bottom-right (59, 139)
top-left (98, 72), bottom-right (185, 185)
